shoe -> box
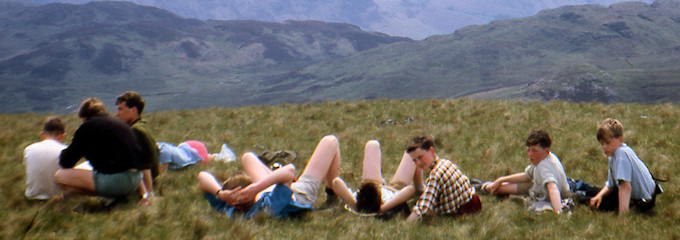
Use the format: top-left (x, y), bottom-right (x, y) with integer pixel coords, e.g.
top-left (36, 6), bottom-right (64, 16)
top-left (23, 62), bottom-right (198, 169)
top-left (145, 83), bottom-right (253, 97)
top-left (470, 178), bottom-right (490, 194)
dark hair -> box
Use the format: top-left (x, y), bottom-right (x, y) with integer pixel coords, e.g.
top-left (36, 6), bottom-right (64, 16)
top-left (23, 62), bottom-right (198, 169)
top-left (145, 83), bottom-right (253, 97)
top-left (116, 91), bottom-right (145, 115)
top-left (78, 98), bottom-right (106, 119)
top-left (406, 135), bottom-right (435, 153)
top-left (222, 173), bottom-right (254, 212)
top-left (597, 118), bottom-right (623, 142)
top-left (525, 129), bottom-right (551, 149)
top-left (356, 181), bottom-right (381, 213)
top-left (42, 116), bottom-right (65, 135)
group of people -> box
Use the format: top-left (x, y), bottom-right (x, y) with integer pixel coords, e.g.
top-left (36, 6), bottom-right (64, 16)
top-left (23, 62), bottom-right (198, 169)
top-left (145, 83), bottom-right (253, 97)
top-left (23, 91), bottom-right (662, 222)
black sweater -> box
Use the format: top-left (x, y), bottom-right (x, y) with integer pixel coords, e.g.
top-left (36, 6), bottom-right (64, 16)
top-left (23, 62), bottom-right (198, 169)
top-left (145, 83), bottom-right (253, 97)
top-left (60, 114), bottom-right (143, 174)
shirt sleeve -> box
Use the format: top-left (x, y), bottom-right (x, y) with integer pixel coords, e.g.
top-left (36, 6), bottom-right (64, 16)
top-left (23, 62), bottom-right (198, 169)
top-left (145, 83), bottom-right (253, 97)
top-left (524, 165), bottom-right (534, 180)
top-left (59, 127), bottom-right (85, 168)
top-left (413, 169), bottom-right (439, 217)
top-left (611, 151), bottom-right (633, 184)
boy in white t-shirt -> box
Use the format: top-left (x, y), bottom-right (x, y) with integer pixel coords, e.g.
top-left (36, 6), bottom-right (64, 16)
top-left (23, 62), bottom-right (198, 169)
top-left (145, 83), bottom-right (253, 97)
top-left (481, 129), bottom-right (571, 214)
top-left (24, 116), bottom-right (67, 200)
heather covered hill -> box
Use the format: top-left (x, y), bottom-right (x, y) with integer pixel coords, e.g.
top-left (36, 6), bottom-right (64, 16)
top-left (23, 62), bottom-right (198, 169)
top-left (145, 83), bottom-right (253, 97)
top-left (13, 0), bottom-right (655, 40)
top-left (1, 0), bottom-right (680, 113)
top-left (0, 1), bottom-right (410, 112)
top-left (285, 0), bottom-right (680, 104)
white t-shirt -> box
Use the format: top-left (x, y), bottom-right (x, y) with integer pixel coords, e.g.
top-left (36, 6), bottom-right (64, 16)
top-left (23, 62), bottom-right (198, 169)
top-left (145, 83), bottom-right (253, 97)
top-left (24, 139), bottom-right (66, 199)
top-left (525, 152), bottom-right (571, 201)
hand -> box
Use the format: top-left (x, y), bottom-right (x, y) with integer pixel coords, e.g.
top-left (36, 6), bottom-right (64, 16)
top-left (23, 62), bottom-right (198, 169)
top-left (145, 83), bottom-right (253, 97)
top-left (218, 187), bottom-right (241, 206)
top-left (590, 196), bottom-right (602, 209)
top-left (233, 186), bottom-right (257, 205)
top-left (138, 197), bottom-right (152, 206)
top-left (487, 180), bottom-right (502, 194)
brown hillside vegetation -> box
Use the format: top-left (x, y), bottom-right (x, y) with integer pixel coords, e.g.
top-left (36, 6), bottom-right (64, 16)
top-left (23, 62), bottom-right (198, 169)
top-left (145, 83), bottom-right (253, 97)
top-left (1, 99), bottom-right (678, 238)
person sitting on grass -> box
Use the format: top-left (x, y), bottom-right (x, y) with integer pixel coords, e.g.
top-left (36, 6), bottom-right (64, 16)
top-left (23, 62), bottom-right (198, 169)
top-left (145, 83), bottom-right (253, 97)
top-left (198, 135), bottom-right (341, 219)
top-left (588, 118), bottom-right (661, 214)
top-left (55, 98), bottom-right (149, 206)
top-left (24, 116), bottom-right (67, 200)
top-left (479, 129), bottom-right (571, 214)
top-left (332, 140), bottom-right (423, 215)
top-left (115, 91), bottom-right (159, 204)
top-left (406, 135), bottom-right (481, 222)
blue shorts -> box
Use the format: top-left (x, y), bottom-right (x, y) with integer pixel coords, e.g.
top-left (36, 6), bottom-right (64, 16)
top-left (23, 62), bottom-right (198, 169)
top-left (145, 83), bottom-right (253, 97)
top-left (93, 170), bottom-right (142, 198)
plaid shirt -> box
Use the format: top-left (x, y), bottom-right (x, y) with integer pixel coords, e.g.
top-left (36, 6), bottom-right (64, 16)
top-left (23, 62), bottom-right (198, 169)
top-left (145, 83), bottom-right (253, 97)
top-left (413, 158), bottom-right (476, 217)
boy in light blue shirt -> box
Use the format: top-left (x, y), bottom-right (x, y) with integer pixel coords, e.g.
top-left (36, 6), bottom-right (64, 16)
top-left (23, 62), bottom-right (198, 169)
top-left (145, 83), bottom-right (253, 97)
top-left (589, 118), bottom-right (659, 214)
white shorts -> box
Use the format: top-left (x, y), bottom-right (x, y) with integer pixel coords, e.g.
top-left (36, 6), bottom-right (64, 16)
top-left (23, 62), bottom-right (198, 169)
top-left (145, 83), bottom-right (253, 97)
top-left (290, 175), bottom-right (320, 206)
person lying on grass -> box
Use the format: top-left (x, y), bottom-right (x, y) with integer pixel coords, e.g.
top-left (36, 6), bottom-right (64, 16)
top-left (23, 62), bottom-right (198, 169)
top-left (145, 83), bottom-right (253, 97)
top-left (588, 118), bottom-right (661, 214)
top-left (479, 129), bottom-right (571, 214)
top-left (406, 135), bottom-right (481, 222)
top-left (198, 135), bottom-right (341, 218)
top-left (333, 140), bottom-right (423, 216)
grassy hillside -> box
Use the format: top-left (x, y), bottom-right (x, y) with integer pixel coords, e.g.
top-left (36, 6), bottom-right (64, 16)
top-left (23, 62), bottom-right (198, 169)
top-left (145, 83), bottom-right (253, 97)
top-left (1, 99), bottom-right (679, 239)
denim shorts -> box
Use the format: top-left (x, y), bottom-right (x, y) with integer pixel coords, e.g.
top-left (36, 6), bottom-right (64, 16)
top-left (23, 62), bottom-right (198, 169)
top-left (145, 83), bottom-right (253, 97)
top-left (93, 170), bottom-right (142, 198)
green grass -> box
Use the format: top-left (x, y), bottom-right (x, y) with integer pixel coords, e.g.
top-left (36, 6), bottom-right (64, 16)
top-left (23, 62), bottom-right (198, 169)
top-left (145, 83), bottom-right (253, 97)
top-left (1, 99), bottom-right (679, 239)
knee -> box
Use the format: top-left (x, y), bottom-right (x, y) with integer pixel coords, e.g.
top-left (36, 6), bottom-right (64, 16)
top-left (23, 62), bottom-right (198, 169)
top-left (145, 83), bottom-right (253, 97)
top-left (54, 169), bottom-right (66, 184)
top-left (321, 135), bottom-right (339, 148)
top-left (241, 152), bottom-right (258, 162)
top-left (365, 140), bottom-right (380, 150)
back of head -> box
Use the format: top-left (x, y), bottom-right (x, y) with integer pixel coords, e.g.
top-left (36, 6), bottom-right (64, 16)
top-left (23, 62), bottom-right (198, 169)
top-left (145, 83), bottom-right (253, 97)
top-left (526, 129), bottom-right (551, 149)
top-left (356, 181), bottom-right (382, 213)
top-left (222, 173), bottom-right (254, 212)
top-left (597, 118), bottom-right (623, 142)
top-left (42, 116), bottom-right (65, 136)
top-left (116, 91), bottom-right (145, 115)
top-left (77, 98), bottom-right (107, 119)
top-left (406, 135), bottom-right (435, 153)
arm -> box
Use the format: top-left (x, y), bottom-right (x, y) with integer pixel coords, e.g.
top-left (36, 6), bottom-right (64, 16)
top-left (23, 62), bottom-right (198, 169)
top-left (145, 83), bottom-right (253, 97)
top-left (197, 171), bottom-right (240, 205)
top-left (617, 181), bottom-right (631, 214)
top-left (332, 177), bottom-right (357, 210)
top-left (380, 185), bottom-right (415, 213)
top-left (235, 165), bottom-right (296, 204)
top-left (487, 172), bottom-right (531, 193)
top-left (406, 211), bottom-right (420, 222)
top-left (137, 179), bottom-right (151, 206)
top-left (413, 168), bottom-right (424, 192)
top-left (546, 182), bottom-right (562, 213)
top-left (590, 186), bottom-right (612, 209)
top-left (142, 169), bottom-right (153, 194)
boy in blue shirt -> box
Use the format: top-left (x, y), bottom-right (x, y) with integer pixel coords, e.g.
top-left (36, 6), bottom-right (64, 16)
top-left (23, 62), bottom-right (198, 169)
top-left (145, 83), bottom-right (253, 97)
top-left (589, 118), bottom-right (659, 214)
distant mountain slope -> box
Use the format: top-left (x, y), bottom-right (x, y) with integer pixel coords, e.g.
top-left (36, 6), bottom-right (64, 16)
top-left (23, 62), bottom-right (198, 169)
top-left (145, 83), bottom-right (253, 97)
top-left (1, 0), bottom-right (679, 113)
top-left (0, 1), bottom-right (410, 112)
top-left (13, 0), bottom-right (654, 39)
top-left (280, 0), bottom-right (680, 104)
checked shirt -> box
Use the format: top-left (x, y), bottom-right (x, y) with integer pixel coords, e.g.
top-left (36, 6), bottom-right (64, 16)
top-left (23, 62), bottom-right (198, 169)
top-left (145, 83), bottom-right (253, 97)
top-left (413, 158), bottom-right (476, 217)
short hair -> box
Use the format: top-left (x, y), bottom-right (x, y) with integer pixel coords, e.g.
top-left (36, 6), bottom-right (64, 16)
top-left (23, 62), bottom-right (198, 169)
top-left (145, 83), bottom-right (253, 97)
top-left (77, 98), bottom-right (107, 119)
top-left (525, 129), bottom-right (551, 149)
top-left (406, 135), bottom-right (435, 153)
top-left (597, 118), bottom-right (623, 142)
top-left (116, 91), bottom-right (145, 115)
top-left (222, 173), bottom-right (253, 212)
top-left (42, 116), bottom-right (65, 135)
top-left (356, 181), bottom-right (381, 213)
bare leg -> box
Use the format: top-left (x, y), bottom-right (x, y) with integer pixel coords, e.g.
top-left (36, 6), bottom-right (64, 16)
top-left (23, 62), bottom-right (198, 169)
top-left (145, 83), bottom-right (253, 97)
top-left (241, 152), bottom-right (274, 182)
top-left (380, 186), bottom-right (415, 212)
top-left (299, 135), bottom-right (341, 188)
top-left (54, 169), bottom-right (96, 195)
top-left (361, 140), bottom-right (382, 182)
top-left (391, 151), bottom-right (417, 185)
top-left (486, 182), bottom-right (520, 195)
top-left (332, 177), bottom-right (356, 209)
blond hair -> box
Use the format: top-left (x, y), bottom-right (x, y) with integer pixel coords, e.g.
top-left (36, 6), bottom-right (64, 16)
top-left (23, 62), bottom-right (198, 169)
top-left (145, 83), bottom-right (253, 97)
top-left (597, 118), bottom-right (623, 142)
